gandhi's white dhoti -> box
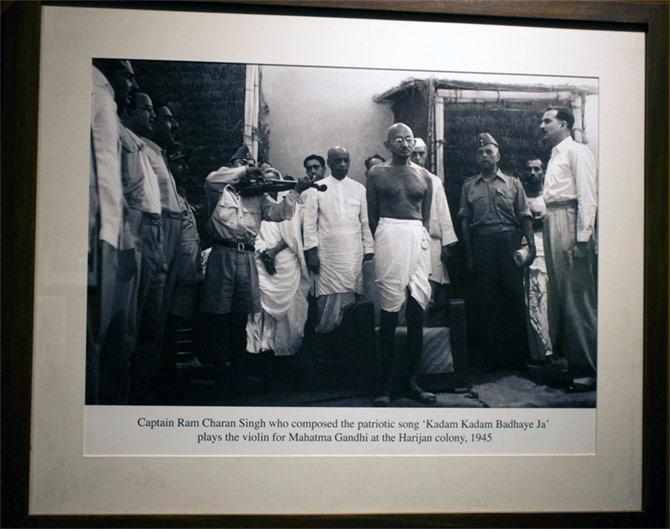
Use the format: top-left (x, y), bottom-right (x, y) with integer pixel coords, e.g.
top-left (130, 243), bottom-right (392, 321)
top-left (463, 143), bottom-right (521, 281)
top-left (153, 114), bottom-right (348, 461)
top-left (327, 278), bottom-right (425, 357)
top-left (374, 218), bottom-right (431, 312)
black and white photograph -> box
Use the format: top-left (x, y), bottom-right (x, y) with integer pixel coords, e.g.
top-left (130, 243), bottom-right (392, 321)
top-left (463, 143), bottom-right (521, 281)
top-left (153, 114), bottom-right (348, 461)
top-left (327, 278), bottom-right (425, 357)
top-left (15, 2), bottom-right (656, 517)
top-left (87, 59), bottom-right (598, 410)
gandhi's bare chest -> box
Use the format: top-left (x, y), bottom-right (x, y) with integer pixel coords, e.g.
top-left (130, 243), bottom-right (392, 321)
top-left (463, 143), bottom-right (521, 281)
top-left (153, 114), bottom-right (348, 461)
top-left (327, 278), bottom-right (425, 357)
top-left (377, 170), bottom-right (427, 205)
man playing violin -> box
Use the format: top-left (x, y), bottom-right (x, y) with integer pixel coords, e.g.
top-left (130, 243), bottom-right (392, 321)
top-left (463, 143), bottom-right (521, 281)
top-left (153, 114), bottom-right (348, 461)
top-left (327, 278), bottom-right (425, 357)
top-left (201, 160), bottom-right (311, 398)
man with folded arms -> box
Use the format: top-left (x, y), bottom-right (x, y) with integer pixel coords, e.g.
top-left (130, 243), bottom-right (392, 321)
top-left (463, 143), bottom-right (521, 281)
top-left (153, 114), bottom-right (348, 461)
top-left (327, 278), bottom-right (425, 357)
top-left (540, 107), bottom-right (597, 392)
top-left (366, 123), bottom-right (435, 406)
top-left (202, 159), bottom-right (311, 396)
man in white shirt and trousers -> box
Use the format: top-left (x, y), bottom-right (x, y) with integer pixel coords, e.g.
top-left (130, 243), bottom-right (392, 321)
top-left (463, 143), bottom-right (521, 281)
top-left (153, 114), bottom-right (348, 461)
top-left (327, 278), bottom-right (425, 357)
top-left (303, 146), bottom-right (374, 386)
top-left (540, 106), bottom-right (597, 392)
top-left (119, 91), bottom-right (166, 404)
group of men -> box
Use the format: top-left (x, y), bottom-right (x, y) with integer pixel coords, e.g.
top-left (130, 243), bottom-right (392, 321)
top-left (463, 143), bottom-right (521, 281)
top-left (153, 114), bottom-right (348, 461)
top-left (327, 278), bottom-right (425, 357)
top-left (289, 110), bottom-right (597, 400)
top-left (87, 57), bottom-right (597, 407)
top-left (197, 124), bottom-right (454, 405)
top-left (458, 109), bottom-right (598, 393)
top-left (88, 60), bottom-right (200, 405)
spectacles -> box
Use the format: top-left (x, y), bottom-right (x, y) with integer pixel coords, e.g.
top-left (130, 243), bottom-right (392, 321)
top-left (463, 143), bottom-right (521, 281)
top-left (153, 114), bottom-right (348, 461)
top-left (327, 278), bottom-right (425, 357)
top-left (392, 137), bottom-right (415, 146)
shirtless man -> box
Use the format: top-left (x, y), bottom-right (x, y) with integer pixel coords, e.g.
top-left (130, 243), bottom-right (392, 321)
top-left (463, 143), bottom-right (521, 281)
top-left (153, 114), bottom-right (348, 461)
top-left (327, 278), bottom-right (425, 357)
top-left (366, 123), bottom-right (435, 406)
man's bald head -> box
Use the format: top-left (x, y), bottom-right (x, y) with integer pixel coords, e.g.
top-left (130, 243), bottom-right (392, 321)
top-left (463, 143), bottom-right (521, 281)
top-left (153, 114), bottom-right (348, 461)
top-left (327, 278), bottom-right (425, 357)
top-left (385, 122), bottom-right (415, 162)
top-left (125, 91), bottom-right (155, 137)
top-left (326, 145), bottom-right (350, 180)
top-left (93, 59), bottom-right (138, 111)
top-left (386, 123), bottom-right (413, 143)
top-left (327, 146), bottom-right (349, 160)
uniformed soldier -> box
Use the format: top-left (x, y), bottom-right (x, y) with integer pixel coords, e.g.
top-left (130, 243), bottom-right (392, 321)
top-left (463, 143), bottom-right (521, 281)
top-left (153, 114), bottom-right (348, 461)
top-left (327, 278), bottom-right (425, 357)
top-left (201, 162), bottom-right (312, 397)
top-left (458, 133), bottom-right (535, 372)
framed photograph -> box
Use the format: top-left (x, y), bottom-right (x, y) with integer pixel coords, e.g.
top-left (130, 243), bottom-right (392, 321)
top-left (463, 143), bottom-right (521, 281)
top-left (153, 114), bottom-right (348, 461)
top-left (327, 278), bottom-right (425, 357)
top-left (2, 1), bottom-right (667, 527)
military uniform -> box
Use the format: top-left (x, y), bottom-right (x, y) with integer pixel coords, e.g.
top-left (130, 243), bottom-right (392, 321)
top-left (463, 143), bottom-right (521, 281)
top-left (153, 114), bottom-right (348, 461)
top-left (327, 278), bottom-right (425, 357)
top-left (458, 133), bottom-right (532, 370)
top-left (202, 165), bottom-right (300, 394)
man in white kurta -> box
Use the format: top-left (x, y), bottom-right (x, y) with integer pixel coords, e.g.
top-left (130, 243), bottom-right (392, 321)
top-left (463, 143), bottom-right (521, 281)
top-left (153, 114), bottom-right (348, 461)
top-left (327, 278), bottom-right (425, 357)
top-left (410, 138), bottom-right (458, 293)
top-left (303, 146), bottom-right (374, 334)
top-left (247, 184), bottom-right (310, 357)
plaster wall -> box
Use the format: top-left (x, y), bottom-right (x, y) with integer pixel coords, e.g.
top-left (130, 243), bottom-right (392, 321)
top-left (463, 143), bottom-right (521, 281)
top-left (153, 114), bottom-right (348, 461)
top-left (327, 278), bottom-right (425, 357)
top-left (260, 65), bottom-right (598, 186)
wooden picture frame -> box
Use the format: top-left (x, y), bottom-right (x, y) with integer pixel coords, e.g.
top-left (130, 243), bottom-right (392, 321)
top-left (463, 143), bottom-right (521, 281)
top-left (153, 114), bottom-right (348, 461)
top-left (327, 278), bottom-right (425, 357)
top-left (2, 1), bottom-right (667, 527)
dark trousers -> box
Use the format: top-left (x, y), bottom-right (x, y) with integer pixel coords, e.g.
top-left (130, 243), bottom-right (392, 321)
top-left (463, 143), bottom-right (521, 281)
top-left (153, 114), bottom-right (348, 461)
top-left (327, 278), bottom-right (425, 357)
top-left (204, 312), bottom-right (248, 393)
top-left (472, 230), bottom-right (528, 370)
top-left (296, 293), bottom-right (323, 390)
top-left (128, 220), bottom-right (167, 404)
top-left (317, 303), bottom-right (360, 388)
top-left (376, 294), bottom-right (424, 396)
top-left (87, 241), bottom-right (118, 404)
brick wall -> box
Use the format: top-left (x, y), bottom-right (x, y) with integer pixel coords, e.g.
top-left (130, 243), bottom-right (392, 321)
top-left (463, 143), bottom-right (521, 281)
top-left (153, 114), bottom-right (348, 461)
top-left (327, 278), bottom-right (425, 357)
top-left (132, 59), bottom-right (247, 232)
top-left (442, 98), bottom-right (571, 235)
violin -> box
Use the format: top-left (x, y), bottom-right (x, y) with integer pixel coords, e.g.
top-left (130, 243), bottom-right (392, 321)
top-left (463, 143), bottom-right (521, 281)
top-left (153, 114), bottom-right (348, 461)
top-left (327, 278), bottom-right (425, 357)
top-left (290, 178), bottom-right (328, 192)
top-left (236, 175), bottom-right (327, 196)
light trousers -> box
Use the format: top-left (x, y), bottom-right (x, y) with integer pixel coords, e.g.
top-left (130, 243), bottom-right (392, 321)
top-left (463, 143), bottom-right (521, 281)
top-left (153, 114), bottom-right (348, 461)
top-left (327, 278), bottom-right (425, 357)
top-left (543, 202), bottom-right (597, 378)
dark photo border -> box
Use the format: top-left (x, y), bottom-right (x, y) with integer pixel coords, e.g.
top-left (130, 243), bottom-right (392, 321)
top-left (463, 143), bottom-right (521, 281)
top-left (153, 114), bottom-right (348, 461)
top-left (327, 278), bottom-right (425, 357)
top-left (2, 1), bottom-right (667, 527)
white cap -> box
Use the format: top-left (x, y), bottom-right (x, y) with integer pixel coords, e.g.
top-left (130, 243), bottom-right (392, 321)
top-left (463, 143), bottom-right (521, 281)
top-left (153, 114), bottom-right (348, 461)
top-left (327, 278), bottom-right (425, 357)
top-left (413, 137), bottom-right (427, 150)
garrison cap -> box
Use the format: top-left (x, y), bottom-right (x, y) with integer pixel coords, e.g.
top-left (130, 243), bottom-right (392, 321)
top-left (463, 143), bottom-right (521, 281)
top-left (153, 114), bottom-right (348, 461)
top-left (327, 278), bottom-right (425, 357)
top-left (477, 132), bottom-right (498, 148)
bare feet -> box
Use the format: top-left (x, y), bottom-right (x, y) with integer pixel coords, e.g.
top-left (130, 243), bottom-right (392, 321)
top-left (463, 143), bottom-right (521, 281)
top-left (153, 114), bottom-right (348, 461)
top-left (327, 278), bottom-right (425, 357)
top-left (373, 394), bottom-right (391, 407)
top-left (409, 379), bottom-right (436, 404)
top-left (409, 389), bottom-right (436, 404)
